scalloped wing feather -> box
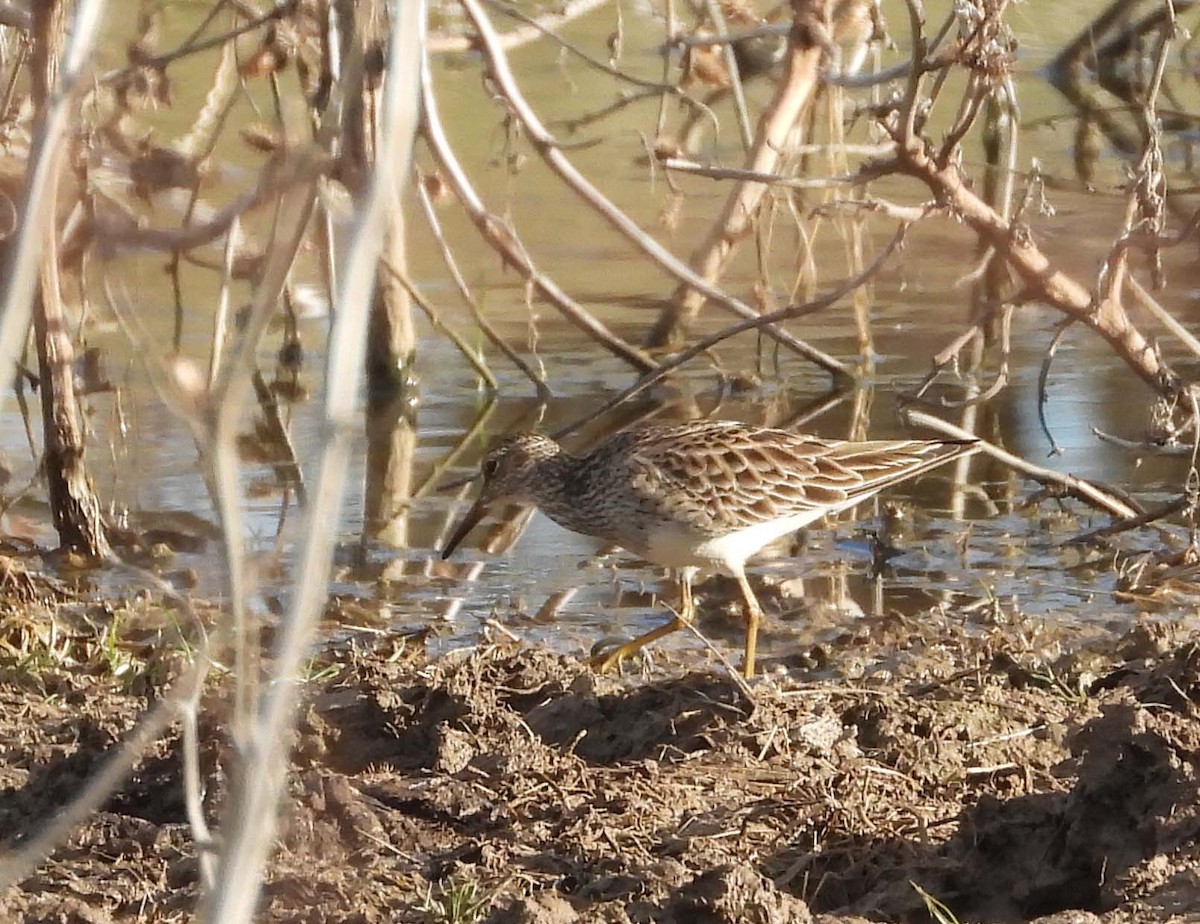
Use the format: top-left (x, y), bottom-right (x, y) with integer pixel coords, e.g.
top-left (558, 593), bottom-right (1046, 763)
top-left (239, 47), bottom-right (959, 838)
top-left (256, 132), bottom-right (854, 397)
top-left (598, 422), bottom-right (971, 536)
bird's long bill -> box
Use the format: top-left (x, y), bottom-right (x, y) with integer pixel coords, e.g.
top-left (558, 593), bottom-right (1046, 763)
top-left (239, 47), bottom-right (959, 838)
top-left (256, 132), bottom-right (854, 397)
top-left (441, 499), bottom-right (489, 559)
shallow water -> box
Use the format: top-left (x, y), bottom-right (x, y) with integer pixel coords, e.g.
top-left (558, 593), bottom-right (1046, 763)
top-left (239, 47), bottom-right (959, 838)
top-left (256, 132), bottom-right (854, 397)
top-left (11, 1), bottom-right (1200, 670)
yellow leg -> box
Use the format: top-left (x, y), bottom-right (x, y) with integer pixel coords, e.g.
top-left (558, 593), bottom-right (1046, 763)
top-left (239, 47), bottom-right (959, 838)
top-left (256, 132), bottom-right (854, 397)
top-left (589, 570), bottom-right (696, 673)
top-left (678, 569), bottom-right (696, 622)
top-left (588, 616), bottom-right (684, 673)
top-left (734, 571), bottom-right (763, 679)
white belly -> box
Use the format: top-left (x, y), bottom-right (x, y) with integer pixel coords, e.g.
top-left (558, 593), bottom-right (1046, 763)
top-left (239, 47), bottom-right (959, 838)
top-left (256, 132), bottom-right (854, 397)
top-left (644, 509), bottom-right (829, 573)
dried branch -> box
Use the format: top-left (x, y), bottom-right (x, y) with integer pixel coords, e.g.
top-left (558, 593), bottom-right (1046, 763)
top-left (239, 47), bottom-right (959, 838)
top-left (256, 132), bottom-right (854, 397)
top-left (413, 173), bottom-right (551, 397)
top-left (664, 156), bottom-right (871, 189)
top-left (458, 0), bottom-right (849, 378)
top-left (1037, 318), bottom-right (1075, 456)
top-left (489, 0), bottom-right (705, 106)
top-left (554, 222), bottom-right (908, 441)
top-left (387, 259), bottom-right (498, 393)
top-left (0, 0), bottom-right (101, 428)
top-left (903, 409), bottom-right (1141, 520)
top-left (429, 0), bottom-right (612, 54)
top-left (911, 304), bottom-right (1013, 410)
top-left (77, 150), bottom-right (331, 256)
top-left (202, 3), bottom-right (425, 920)
top-left (648, 0), bottom-right (837, 348)
top-left (878, 120), bottom-right (1180, 395)
top-left (419, 50), bottom-right (656, 374)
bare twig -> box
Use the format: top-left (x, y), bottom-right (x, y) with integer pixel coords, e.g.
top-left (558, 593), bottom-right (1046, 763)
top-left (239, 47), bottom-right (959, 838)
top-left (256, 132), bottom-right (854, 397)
top-left (903, 408), bottom-right (1141, 519)
top-left (877, 126), bottom-right (1180, 395)
top-left (1068, 496), bottom-right (1190, 545)
top-left (648, 0), bottom-right (844, 352)
top-left (201, 3), bottom-right (426, 922)
top-left (664, 156), bottom-right (874, 189)
top-left (77, 151), bottom-right (331, 255)
top-left (1037, 318), bottom-right (1075, 457)
top-left (428, 0), bottom-right (612, 54)
top-left (554, 223), bottom-right (907, 440)
top-left (419, 50), bottom-right (657, 374)
top-left (703, 0), bottom-right (753, 150)
top-left (458, 0), bottom-right (849, 378)
top-left (0, 0), bottom-right (102, 418)
top-left (1127, 268), bottom-right (1200, 360)
top-left (387, 259), bottom-right (498, 393)
top-left (488, 0), bottom-right (705, 105)
top-left (413, 170), bottom-right (551, 397)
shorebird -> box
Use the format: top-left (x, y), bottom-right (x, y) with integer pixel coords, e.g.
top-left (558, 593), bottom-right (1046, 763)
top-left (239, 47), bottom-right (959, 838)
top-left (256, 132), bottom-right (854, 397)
top-left (442, 420), bottom-right (977, 678)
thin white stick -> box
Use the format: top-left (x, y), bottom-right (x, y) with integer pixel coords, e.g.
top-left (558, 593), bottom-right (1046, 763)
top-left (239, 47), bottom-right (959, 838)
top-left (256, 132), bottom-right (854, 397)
top-left (903, 409), bottom-right (1140, 519)
top-left (208, 217), bottom-right (240, 388)
top-left (200, 2), bottom-right (426, 921)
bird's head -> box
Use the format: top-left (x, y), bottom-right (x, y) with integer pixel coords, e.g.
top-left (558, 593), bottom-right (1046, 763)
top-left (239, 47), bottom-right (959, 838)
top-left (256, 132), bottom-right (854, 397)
top-left (441, 432), bottom-right (562, 558)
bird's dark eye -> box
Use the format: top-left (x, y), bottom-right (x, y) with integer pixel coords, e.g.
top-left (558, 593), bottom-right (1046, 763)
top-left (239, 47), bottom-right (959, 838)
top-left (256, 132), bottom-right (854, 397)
top-left (481, 458), bottom-right (499, 479)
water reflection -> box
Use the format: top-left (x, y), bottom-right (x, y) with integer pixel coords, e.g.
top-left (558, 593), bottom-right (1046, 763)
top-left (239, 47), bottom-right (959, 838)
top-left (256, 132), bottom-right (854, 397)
top-left (27, 1), bottom-right (1200, 668)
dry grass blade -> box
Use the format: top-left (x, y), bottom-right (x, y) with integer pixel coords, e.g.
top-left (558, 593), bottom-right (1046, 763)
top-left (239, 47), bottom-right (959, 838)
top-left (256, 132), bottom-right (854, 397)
top-left (912, 881), bottom-right (962, 924)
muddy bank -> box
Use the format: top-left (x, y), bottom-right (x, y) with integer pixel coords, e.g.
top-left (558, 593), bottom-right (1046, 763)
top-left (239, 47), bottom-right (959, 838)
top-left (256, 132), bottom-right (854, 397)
top-left (1, 609), bottom-right (1199, 923)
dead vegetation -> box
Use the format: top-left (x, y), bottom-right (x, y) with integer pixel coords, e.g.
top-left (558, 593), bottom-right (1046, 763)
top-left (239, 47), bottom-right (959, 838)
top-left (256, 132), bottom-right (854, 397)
top-left (0, 0), bottom-right (1199, 921)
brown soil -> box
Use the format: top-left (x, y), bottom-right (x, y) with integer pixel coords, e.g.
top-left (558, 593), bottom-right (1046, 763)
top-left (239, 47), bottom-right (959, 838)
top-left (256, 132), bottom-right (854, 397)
top-left (2, 601), bottom-right (1200, 923)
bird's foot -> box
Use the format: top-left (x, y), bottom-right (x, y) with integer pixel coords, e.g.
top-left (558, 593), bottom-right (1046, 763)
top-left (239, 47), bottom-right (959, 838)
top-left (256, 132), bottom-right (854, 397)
top-left (587, 616), bottom-right (684, 675)
top-left (587, 637), bottom-right (649, 674)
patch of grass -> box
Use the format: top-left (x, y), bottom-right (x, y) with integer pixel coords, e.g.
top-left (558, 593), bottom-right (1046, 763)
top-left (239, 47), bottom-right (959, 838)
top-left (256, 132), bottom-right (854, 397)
top-left (303, 656), bottom-right (341, 684)
top-left (0, 596), bottom-right (195, 691)
top-left (100, 606), bottom-right (133, 678)
top-left (422, 875), bottom-right (494, 924)
top-left (1026, 663), bottom-right (1090, 705)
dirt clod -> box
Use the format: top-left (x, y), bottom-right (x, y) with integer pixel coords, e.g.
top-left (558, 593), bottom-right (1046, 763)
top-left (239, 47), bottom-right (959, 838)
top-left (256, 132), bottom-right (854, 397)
top-left (664, 865), bottom-right (812, 924)
top-left (491, 890), bottom-right (580, 924)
